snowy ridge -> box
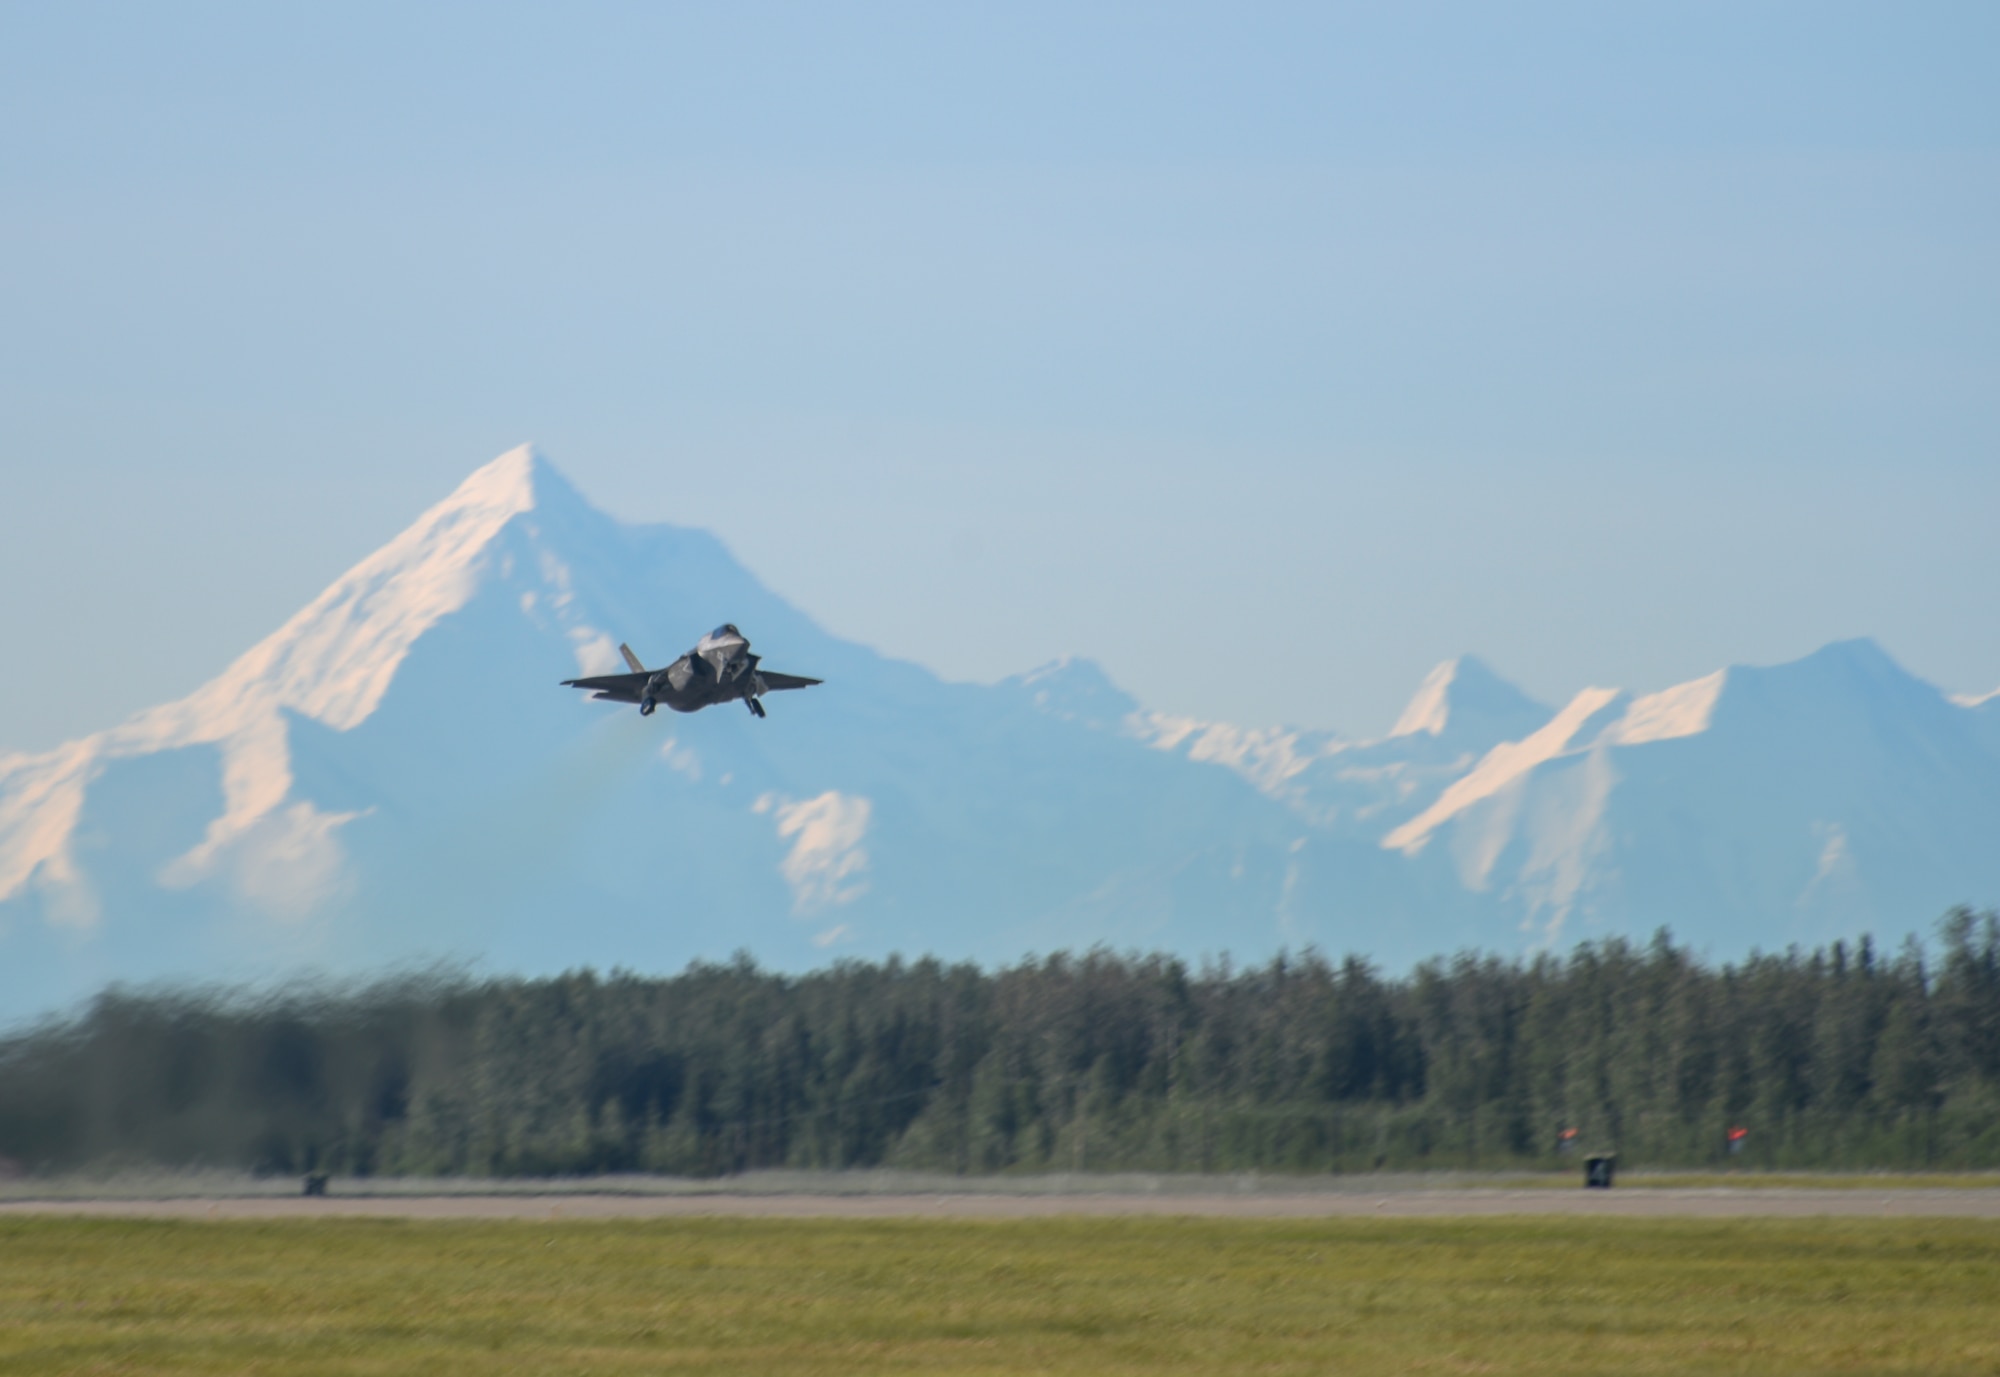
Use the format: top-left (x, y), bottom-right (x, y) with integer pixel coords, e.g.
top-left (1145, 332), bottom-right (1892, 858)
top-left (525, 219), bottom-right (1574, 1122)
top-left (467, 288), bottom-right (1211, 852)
top-left (1608, 670), bottom-right (1727, 745)
top-left (1383, 687), bottom-right (1625, 854)
top-left (1127, 713), bottom-right (1347, 802)
top-left (0, 446), bottom-right (543, 914)
top-left (1388, 661), bottom-right (1458, 737)
top-left (1380, 669), bottom-right (1729, 855)
top-left (1125, 656), bottom-right (1553, 823)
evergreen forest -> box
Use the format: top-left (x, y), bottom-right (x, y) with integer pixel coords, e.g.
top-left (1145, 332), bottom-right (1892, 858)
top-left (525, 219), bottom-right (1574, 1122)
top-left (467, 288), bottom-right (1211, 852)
top-left (3, 910), bottom-right (1998, 1178)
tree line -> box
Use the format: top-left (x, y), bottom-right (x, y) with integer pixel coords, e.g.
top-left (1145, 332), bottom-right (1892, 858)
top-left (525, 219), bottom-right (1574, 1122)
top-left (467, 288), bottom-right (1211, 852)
top-left (2, 909), bottom-right (1997, 1178)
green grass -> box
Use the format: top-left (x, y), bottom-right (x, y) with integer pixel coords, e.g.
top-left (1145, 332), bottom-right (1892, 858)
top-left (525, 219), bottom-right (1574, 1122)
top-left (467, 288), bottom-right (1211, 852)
top-left (3, 1216), bottom-right (1998, 1375)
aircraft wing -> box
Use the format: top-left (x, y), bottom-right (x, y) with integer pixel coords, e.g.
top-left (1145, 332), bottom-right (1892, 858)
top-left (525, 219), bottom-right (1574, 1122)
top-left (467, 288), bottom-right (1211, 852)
top-left (759, 671), bottom-right (823, 691)
top-left (561, 671), bottom-right (652, 703)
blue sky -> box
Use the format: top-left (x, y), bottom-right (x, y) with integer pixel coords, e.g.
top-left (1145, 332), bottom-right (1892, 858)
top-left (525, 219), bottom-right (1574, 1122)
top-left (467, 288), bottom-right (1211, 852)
top-left (3, 2), bottom-right (1996, 752)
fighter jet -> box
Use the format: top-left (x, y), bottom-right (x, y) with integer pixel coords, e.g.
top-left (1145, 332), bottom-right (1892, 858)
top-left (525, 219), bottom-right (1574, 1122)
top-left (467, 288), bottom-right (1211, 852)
top-left (562, 624), bottom-right (821, 719)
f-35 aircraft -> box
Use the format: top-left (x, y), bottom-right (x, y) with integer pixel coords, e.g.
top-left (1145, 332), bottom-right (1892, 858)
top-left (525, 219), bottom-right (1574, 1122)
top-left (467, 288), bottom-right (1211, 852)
top-left (562, 624), bottom-right (822, 718)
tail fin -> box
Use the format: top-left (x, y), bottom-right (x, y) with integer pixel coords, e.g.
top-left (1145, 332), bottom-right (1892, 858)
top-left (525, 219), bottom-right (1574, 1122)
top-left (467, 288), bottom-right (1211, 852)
top-left (619, 643), bottom-right (647, 673)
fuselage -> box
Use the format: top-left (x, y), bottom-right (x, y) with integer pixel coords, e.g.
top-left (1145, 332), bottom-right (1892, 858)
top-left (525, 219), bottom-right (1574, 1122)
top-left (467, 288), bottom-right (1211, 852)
top-left (648, 625), bottom-right (758, 712)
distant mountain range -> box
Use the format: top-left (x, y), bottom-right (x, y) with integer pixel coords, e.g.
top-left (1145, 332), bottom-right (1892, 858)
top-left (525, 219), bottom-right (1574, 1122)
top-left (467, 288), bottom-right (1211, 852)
top-left (4, 447), bottom-right (1996, 1024)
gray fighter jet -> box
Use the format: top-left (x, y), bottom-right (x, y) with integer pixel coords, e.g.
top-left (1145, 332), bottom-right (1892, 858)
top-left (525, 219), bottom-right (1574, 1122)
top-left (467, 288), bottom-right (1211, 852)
top-left (562, 624), bottom-right (821, 719)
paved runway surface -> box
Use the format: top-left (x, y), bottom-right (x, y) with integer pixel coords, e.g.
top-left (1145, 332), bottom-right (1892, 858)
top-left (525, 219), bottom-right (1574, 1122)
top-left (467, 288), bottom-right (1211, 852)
top-left (7, 1189), bottom-right (2000, 1220)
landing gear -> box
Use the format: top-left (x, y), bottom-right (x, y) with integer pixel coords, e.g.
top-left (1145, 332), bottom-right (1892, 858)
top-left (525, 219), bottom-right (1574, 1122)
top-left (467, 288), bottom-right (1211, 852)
top-left (746, 697), bottom-right (766, 719)
top-left (639, 697), bottom-right (656, 716)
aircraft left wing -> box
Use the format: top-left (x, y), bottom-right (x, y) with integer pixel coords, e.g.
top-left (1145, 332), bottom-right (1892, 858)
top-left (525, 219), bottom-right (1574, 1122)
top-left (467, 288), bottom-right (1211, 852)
top-left (561, 671), bottom-right (652, 703)
top-left (758, 672), bottom-right (823, 691)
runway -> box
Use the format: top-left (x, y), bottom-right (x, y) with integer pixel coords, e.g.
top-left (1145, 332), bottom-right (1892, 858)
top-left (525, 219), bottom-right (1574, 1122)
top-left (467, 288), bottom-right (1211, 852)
top-left (7, 1188), bottom-right (2000, 1221)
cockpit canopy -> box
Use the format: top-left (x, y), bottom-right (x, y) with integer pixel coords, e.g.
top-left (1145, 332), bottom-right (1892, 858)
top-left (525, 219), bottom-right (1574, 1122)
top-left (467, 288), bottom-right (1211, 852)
top-left (708, 623), bottom-right (742, 640)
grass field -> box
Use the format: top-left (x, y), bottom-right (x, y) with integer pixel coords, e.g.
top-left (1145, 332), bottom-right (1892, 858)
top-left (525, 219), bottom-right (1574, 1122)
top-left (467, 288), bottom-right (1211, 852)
top-left (4, 1215), bottom-right (1998, 1375)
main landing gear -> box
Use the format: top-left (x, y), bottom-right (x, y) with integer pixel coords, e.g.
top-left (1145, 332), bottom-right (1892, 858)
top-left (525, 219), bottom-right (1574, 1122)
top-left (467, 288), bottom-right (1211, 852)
top-left (746, 697), bottom-right (767, 719)
top-left (639, 697), bottom-right (657, 716)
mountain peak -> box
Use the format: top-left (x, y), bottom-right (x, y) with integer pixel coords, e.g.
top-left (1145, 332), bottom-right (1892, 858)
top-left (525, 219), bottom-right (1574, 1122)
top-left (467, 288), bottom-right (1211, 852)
top-left (1388, 661), bottom-right (1456, 738)
top-left (453, 442), bottom-right (539, 507)
top-left (1387, 656), bottom-right (1548, 742)
top-left (446, 443), bottom-right (591, 518)
top-left (1007, 656), bottom-right (1140, 730)
top-left (1383, 684), bottom-right (1626, 855)
top-left (1793, 637), bottom-right (1911, 683)
top-left (209, 448), bottom-right (576, 732)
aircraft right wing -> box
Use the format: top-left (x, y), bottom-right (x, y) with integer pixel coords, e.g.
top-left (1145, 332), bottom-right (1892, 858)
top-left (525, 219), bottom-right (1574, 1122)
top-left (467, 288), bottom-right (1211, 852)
top-left (561, 671), bottom-right (652, 703)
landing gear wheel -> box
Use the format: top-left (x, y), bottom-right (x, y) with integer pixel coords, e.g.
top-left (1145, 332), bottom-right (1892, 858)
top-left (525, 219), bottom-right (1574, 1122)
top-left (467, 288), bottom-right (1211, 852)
top-left (640, 698), bottom-right (656, 717)
top-left (747, 697), bottom-right (767, 718)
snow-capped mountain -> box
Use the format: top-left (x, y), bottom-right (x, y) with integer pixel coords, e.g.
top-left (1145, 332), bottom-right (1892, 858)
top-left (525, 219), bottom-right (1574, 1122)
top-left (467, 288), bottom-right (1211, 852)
top-left (0, 450), bottom-right (1315, 1019)
top-left (1130, 655), bottom-right (1554, 829)
top-left (2, 447), bottom-right (1996, 1023)
top-left (1372, 640), bottom-right (2000, 952)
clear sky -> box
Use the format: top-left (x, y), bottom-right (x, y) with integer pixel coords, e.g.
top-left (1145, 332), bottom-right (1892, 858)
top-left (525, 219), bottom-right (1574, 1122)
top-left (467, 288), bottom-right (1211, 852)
top-left (3, 2), bottom-right (1996, 754)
